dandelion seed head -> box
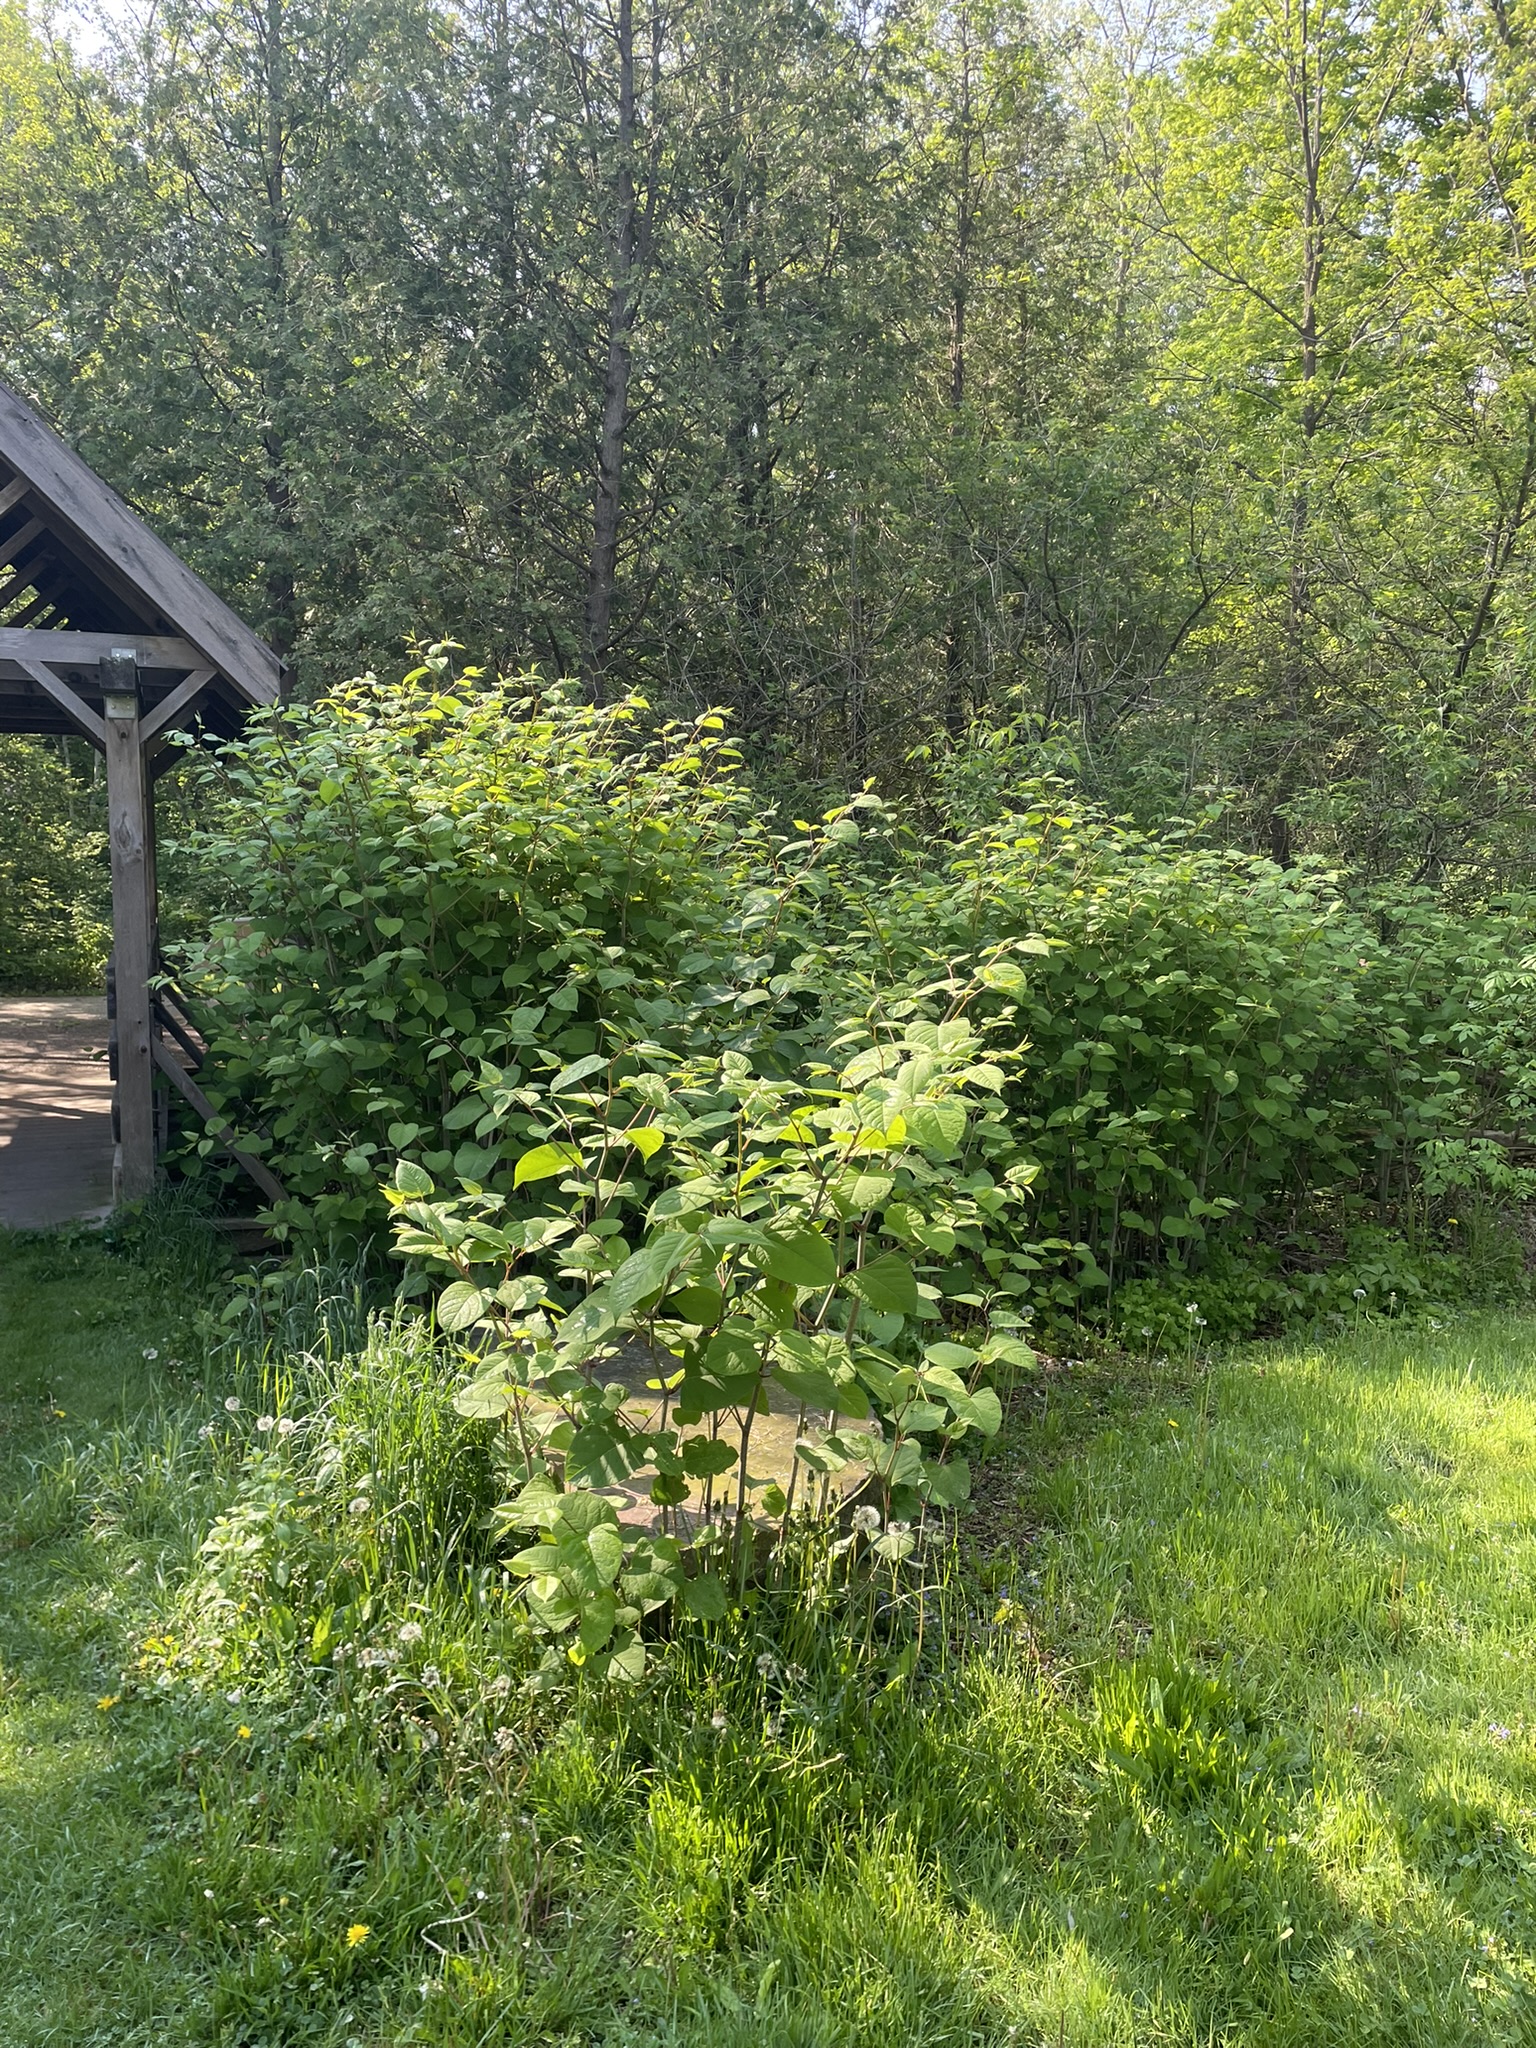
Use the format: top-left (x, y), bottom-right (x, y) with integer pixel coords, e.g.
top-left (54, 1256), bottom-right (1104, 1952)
top-left (256, 1415), bottom-right (276, 1433)
top-left (276, 1416), bottom-right (298, 1437)
top-left (224, 1396), bottom-right (241, 1413)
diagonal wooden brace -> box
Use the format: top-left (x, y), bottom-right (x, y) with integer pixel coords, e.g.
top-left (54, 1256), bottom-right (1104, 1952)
top-left (150, 1034), bottom-right (286, 1207)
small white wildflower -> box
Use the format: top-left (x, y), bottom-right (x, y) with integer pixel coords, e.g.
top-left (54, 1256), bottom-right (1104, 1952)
top-left (420, 1664), bottom-right (442, 1687)
top-left (198, 1422), bottom-right (215, 1441)
top-left (1353, 1287), bottom-right (1367, 1300)
top-left (143, 1347), bottom-right (159, 1361)
top-left (256, 1916), bottom-right (272, 1931)
top-left (1185, 1303), bottom-right (1198, 1316)
top-left (487, 1674), bottom-right (512, 1698)
top-left (494, 1726), bottom-right (518, 1754)
top-left (755, 1652), bottom-right (778, 1677)
top-left (419, 1981), bottom-right (437, 2000)
top-left (203, 1888), bottom-right (215, 1900)
top-left (256, 1415), bottom-right (276, 1433)
top-left (224, 1396), bottom-right (241, 1414)
top-left (1195, 1317), bottom-right (1207, 1328)
top-left (710, 1709), bottom-right (728, 1732)
top-left (398, 1622), bottom-right (424, 1646)
top-left (851, 1504), bottom-right (881, 1535)
top-left (348, 1497), bottom-right (369, 1516)
top-left (1140, 1326), bottom-right (1153, 1337)
top-left (276, 1416), bottom-right (298, 1437)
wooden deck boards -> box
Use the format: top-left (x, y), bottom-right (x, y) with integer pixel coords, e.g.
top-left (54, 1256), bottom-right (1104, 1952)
top-left (0, 997), bottom-right (114, 1229)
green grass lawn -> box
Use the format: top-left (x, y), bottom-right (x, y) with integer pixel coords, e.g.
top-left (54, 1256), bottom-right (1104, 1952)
top-left (3, 1225), bottom-right (1536, 2045)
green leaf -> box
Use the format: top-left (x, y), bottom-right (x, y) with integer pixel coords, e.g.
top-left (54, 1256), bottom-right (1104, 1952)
top-left (680, 1435), bottom-right (738, 1478)
top-left (681, 1572), bottom-right (729, 1621)
top-left (453, 1372), bottom-right (520, 1420)
top-left (437, 1281), bottom-right (488, 1332)
top-left (565, 1420), bottom-right (648, 1487)
top-left (625, 1124), bottom-right (666, 1161)
top-left (844, 1252), bottom-right (919, 1314)
top-left (921, 1456), bottom-right (972, 1506)
top-left (666, 1281), bottom-right (724, 1325)
top-left (552, 1054), bottom-right (609, 1092)
top-left (603, 1635), bottom-right (648, 1683)
top-left (923, 1340), bottom-right (978, 1370)
top-left (393, 1158), bottom-right (434, 1197)
top-left (604, 1231), bottom-right (697, 1314)
top-left (454, 1142), bottom-right (501, 1183)
top-left (774, 1362), bottom-right (870, 1419)
top-left (577, 1589), bottom-right (618, 1654)
top-left (980, 1335), bottom-right (1036, 1369)
top-left (905, 1100), bottom-right (967, 1157)
top-left (514, 1141), bottom-right (585, 1187)
top-left (554, 1492), bottom-right (620, 1537)
top-left (753, 1227), bottom-right (836, 1288)
top-left (949, 1387), bottom-right (1003, 1436)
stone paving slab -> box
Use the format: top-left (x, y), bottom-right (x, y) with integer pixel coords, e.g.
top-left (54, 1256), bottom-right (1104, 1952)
top-left (0, 996), bottom-right (114, 1229)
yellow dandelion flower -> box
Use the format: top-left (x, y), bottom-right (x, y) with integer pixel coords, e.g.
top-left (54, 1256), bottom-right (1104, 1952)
top-left (236, 1725), bottom-right (252, 1740)
top-left (346, 1923), bottom-right (370, 1948)
top-left (97, 1694), bottom-right (120, 1711)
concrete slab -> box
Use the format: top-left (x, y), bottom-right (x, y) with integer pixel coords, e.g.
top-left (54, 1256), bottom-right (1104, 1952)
top-left (0, 996), bottom-right (114, 1229)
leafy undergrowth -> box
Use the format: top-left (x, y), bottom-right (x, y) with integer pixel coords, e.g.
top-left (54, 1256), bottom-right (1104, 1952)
top-left (4, 1227), bottom-right (1536, 2045)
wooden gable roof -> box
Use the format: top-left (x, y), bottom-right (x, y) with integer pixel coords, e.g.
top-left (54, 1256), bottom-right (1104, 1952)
top-left (0, 376), bottom-right (283, 741)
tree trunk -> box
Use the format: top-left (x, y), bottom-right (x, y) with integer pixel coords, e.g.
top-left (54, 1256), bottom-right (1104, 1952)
top-left (582, 0), bottom-right (640, 705)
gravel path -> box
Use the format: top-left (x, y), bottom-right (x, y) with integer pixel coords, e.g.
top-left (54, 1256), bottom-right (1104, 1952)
top-left (0, 996), bottom-right (114, 1229)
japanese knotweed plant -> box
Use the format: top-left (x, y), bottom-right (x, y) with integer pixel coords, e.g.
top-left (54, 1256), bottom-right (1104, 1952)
top-left (385, 1009), bottom-right (1036, 1685)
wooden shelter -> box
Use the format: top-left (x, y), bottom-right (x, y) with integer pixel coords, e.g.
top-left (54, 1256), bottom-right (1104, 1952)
top-left (0, 376), bottom-right (285, 1206)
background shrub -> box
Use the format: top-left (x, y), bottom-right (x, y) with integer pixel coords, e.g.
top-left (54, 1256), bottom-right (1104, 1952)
top-left (181, 673), bottom-right (1533, 1334)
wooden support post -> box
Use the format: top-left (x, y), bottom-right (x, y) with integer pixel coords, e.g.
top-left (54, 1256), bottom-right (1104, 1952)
top-left (102, 648), bottom-right (156, 1203)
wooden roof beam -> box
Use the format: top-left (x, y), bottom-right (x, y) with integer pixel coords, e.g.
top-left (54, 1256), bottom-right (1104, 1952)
top-left (0, 626), bottom-right (204, 671)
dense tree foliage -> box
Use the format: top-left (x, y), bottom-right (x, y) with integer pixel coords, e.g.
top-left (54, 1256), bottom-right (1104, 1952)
top-left (4, 0), bottom-right (1535, 883)
top-left (0, 738), bottom-right (108, 991)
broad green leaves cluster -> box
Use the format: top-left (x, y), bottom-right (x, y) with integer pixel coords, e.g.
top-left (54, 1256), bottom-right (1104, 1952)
top-left (181, 679), bottom-right (1534, 1342)
top-left (805, 790), bottom-right (1526, 1322)
top-left (385, 1021), bottom-right (1033, 1683)
top-left (178, 670), bottom-right (866, 1234)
